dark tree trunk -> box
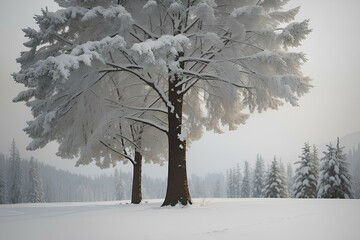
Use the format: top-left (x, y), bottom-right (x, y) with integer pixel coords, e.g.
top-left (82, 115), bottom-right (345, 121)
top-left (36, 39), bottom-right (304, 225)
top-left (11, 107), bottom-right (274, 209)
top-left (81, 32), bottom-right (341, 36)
top-left (162, 68), bottom-right (192, 206)
top-left (131, 150), bottom-right (142, 204)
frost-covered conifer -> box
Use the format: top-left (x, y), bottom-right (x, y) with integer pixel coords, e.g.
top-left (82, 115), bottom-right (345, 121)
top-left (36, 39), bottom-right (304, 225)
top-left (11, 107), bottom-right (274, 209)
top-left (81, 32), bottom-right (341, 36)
top-left (14, 0), bottom-right (311, 206)
top-left (311, 144), bottom-right (319, 182)
top-left (226, 169), bottom-right (235, 198)
top-left (286, 163), bottom-right (294, 197)
top-left (279, 160), bottom-right (288, 197)
top-left (317, 139), bottom-right (354, 198)
top-left (292, 142), bottom-right (317, 198)
top-left (263, 157), bottom-right (287, 198)
top-left (235, 164), bottom-right (242, 198)
top-left (227, 164), bottom-right (242, 198)
top-left (0, 156), bottom-right (6, 204)
top-left (241, 161), bottom-right (251, 198)
top-left (114, 169), bottom-right (126, 200)
top-left (252, 154), bottom-right (265, 198)
top-left (9, 140), bottom-right (23, 204)
top-left (27, 158), bottom-right (45, 203)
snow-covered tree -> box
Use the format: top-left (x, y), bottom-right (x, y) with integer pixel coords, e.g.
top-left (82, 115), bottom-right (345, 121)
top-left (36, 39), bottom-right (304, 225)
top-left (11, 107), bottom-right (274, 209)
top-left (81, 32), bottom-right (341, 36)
top-left (286, 163), bottom-right (294, 197)
top-left (227, 164), bottom-right (242, 198)
top-left (292, 142), bottom-right (317, 198)
top-left (263, 156), bottom-right (287, 198)
top-left (14, 0), bottom-right (311, 206)
top-left (27, 158), bottom-right (45, 203)
top-left (9, 140), bottom-right (23, 204)
top-left (311, 144), bottom-right (319, 182)
top-left (0, 154), bottom-right (6, 204)
top-left (235, 164), bottom-right (243, 198)
top-left (114, 169), bottom-right (126, 200)
top-left (226, 168), bottom-right (235, 198)
top-left (348, 144), bottom-right (360, 198)
top-left (252, 154), bottom-right (265, 197)
top-left (317, 139), bottom-right (354, 198)
top-left (279, 159), bottom-right (288, 197)
top-left (241, 161), bottom-right (251, 198)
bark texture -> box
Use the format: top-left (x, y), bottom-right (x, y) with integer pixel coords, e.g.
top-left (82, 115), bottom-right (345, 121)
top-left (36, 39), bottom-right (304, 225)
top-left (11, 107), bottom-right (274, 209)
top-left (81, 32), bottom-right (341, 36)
top-left (162, 63), bottom-right (192, 206)
top-left (131, 150), bottom-right (142, 204)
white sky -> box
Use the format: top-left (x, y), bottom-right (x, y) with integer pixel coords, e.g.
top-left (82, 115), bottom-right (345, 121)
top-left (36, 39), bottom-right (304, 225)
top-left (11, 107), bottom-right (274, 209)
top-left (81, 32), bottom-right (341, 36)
top-left (0, 0), bottom-right (359, 177)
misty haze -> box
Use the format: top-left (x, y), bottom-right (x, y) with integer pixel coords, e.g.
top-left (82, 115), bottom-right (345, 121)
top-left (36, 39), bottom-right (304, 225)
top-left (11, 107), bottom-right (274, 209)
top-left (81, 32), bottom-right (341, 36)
top-left (0, 0), bottom-right (359, 240)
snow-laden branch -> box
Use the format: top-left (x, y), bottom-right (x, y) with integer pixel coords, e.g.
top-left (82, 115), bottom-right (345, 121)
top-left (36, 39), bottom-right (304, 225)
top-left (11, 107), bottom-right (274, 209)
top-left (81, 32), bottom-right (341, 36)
top-left (14, 36), bottom-right (126, 87)
top-left (99, 140), bottom-right (135, 165)
top-left (180, 70), bottom-right (253, 95)
top-left (125, 116), bottom-right (168, 134)
top-left (121, 105), bottom-right (168, 114)
top-left (104, 62), bottom-right (169, 107)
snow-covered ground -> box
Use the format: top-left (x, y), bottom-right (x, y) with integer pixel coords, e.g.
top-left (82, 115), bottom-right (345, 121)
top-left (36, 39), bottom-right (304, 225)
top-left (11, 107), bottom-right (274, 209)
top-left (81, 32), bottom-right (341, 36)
top-left (0, 199), bottom-right (359, 240)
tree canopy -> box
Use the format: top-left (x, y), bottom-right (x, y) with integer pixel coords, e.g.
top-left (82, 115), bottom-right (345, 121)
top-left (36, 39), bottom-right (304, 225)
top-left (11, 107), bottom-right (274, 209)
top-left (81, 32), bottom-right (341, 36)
top-left (13, 0), bottom-right (311, 206)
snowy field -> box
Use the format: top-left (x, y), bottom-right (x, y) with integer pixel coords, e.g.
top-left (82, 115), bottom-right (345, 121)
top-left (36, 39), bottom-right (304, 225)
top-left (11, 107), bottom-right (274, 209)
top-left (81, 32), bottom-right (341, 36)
top-left (0, 199), bottom-right (359, 240)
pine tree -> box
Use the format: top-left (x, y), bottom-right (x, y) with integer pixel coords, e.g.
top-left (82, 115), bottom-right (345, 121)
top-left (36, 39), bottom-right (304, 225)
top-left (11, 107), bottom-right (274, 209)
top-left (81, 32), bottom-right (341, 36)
top-left (311, 144), bottom-right (320, 182)
top-left (114, 169), bottom-right (126, 200)
top-left (263, 157), bottom-right (287, 198)
top-left (252, 155), bottom-right (265, 198)
top-left (292, 142), bottom-right (317, 198)
top-left (286, 163), bottom-right (294, 197)
top-left (335, 138), bottom-right (354, 198)
top-left (0, 156), bottom-right (6, 204)
top-left (27, 158), bottom-right (45, 203)
top-left (240, 161), bottom-right (251, 198)
top-left (317, 139), bottom-right (354, 198)
top-left (226, 169), bottom-right (235, 198)
top-left (9, 140), bottom-right (22, 204)
top-left (279, 160), bottom-right (288, 197)
top-left (235, 164), bottom-right (242, 198)
top-left (226, 164), bottom-right (242, 198)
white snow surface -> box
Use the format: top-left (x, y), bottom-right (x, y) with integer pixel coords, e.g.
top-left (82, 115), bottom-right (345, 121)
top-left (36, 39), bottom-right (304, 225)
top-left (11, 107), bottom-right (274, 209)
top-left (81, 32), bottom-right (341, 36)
top-left (0, 199), bottom-right (359, 240)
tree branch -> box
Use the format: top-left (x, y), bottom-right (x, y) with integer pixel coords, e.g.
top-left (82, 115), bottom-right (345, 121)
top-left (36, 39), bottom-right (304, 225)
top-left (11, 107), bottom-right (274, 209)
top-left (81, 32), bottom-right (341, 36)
top-left (99, 140), bottom-right (135, 165)
top-left (125, 116), bottom-right (168, 134)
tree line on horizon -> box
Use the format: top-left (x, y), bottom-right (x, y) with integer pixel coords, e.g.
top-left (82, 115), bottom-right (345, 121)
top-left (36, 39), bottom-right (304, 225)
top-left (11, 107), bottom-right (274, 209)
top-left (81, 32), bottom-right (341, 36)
top-left (0, 140), bottom-right (167, 204)
top-left (0, 140), bottom-right (227, 204)
top-left (1, 137), bottom-right (359, 205)
top-left (226, 138), bottom-right (359, 199)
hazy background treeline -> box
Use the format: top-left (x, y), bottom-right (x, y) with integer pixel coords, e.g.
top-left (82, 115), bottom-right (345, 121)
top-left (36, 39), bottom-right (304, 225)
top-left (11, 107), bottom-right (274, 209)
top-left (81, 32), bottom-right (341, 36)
top-left (0, 141), bottom-right (227, 204)
top-left (1, 140), bottom-right (359, 204)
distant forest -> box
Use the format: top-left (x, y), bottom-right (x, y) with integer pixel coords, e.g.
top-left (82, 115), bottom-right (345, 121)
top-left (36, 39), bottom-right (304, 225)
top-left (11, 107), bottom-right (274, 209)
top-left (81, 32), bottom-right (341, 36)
top-left (226, 142), bottom-right (360, 199)
top-left (0, 141), bottom-right (226, 204)
top-left (1, 140), bottom-right (359, 204)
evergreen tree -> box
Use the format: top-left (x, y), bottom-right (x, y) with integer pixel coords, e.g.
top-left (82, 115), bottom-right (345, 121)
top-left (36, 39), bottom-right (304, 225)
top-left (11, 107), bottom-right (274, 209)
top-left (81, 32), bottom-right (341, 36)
top-left (348, 144), bottom-right (360, 198)
top-left (335, 138), bottom-right (354, 198)
top-left (240, 161), bottom-right (251, 198)
top-left (317, 139), bottom-right (354, 198)
top-left (27, 158), bottom-right (45, 203)
top-left (311, 144), bottom-right (320, 182)
top-left (286, 163), bottom-right (294, 197)
top-left (235, 164), bottom-right (242, 198)
top-left (226, 164), bottom-right (242, 198)
top-left (292, 142), bottom-right (317, 198)
top-left (0, 155), bottom-right (6, 204)
top-left (114, 169), bottom-right (126, 200)
top-left (252, 155), bottom-right (265, 198)
top-left (226, 169), bottom-right (235, 198)
top-left (263, 157), bottom-right (287, 198)
top-left (279, 160), bottom-right (288, 197)
top-left (9, 140), bottom-right (22, 203)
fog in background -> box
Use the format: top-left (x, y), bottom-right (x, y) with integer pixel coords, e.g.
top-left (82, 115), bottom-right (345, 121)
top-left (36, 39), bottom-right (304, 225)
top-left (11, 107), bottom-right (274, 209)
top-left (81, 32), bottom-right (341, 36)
top-left (0, 0), bottom-right (359, 178)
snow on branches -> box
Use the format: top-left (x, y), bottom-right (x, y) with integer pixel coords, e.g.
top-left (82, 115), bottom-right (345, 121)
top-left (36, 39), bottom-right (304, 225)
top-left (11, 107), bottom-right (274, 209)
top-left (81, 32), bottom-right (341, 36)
top-left (14, 0), bottom-right (311, 205)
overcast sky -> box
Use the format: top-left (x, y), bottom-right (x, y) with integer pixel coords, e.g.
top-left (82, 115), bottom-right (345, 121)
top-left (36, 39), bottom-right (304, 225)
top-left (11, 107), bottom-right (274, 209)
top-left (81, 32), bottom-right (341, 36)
top-left (0, 0), bottom-right (359, 177)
